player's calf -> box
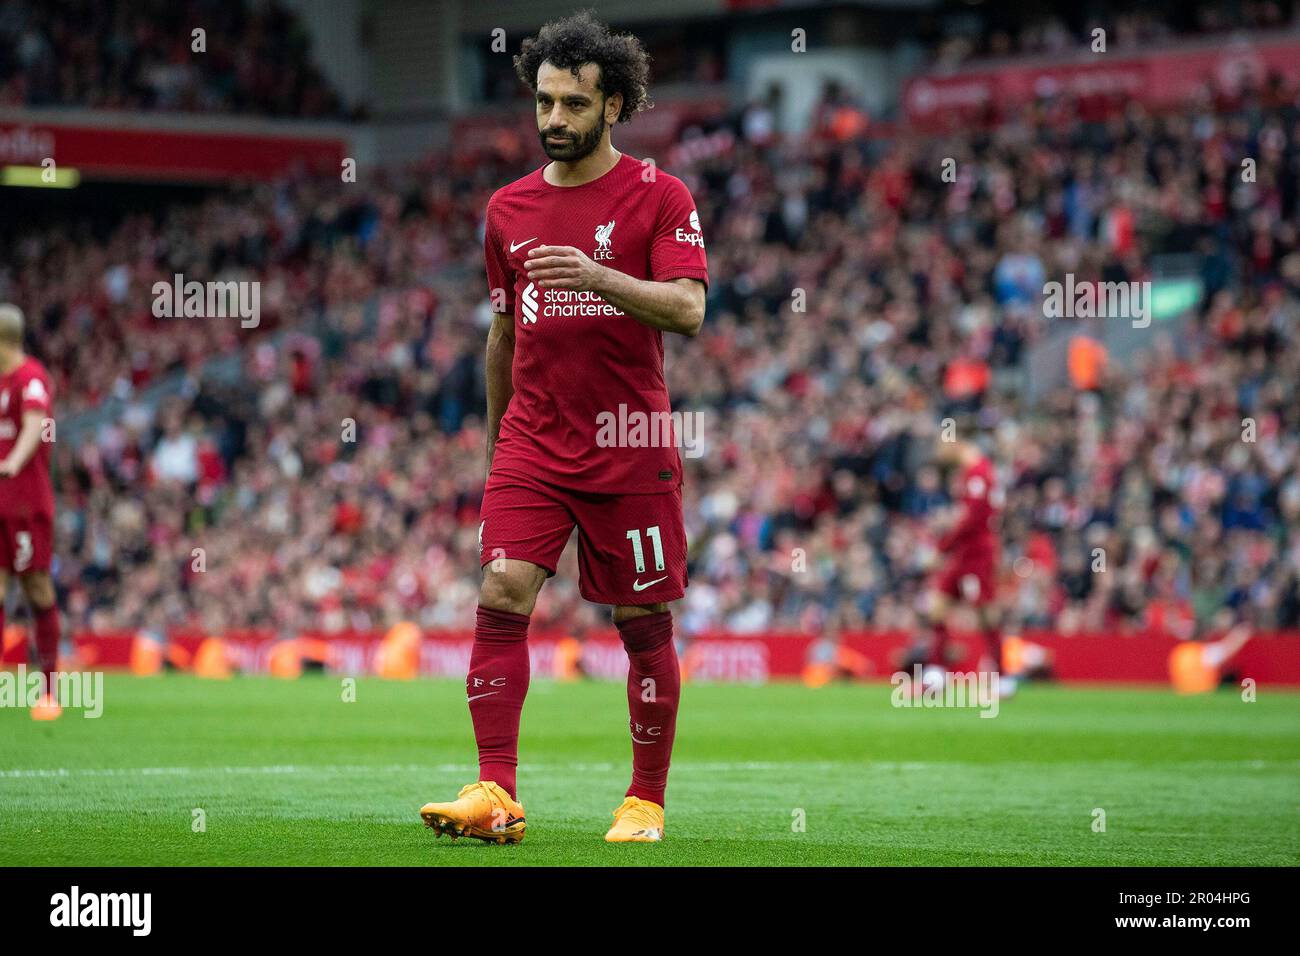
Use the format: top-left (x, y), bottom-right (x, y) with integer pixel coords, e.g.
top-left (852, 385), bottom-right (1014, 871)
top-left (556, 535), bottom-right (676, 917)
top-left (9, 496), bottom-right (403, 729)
top-left (614, 608), bottom-right (679, 829)
top-left (19, 571), bottom-right (60, 702)
top-left (466, 604), bottom-right (531, 799)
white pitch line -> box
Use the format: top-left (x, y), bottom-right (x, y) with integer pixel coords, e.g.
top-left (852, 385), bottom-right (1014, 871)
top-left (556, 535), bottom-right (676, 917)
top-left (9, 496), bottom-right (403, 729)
top-left (0, 760), bottom-right (847, 779)
top-left (1, 759), bottom-right (1292, 780)
top-left (0, 763), bottom-right (465, 779)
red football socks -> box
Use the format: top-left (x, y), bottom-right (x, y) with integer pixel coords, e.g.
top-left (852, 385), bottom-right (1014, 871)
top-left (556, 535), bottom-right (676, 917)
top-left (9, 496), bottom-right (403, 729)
top-left (928, 620), bottom-right (952, 668)
top-left (983, 625), bottom-right (1003, 673)
top-left (616, 611), bottom-right (680, 808)
top-left (467, 604), bottom-right (531, 800)
top-left (33, 604), bottom-right (60, 696)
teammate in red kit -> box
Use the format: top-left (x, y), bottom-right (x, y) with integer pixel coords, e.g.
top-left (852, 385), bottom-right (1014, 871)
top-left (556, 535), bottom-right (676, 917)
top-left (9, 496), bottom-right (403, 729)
top-left (919, 431), bottom-right (1013, 697)
top-left (0, 304), bottom-right (62, 720)
top-left (419, 13), bottom-right (707, 844)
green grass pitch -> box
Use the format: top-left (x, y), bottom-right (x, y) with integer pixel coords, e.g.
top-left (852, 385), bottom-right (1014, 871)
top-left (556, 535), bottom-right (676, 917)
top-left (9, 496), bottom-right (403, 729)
top-left (1, 674), bottom-right (1296, 866)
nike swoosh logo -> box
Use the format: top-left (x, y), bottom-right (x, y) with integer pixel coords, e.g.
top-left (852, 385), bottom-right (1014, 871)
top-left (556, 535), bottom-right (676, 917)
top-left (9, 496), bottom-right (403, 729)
top-left (632, 576), bottom-right (668, 592)
top-left (467, 691), bottom-right (500, 702)
top-left (631, 736), bottom-right (656, 744)
top-left (510, 237), bottom-right (538, 253)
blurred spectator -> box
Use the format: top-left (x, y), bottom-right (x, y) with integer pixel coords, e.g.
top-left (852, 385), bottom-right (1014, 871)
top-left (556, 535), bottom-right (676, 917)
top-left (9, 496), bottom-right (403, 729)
top-left (0, 0), bottom-right (355, 118)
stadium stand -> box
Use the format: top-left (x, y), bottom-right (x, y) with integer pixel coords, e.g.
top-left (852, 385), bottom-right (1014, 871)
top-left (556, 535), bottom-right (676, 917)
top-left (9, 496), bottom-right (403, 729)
top-left (0, 0), bottom-right (353, 117)
top-left (3, 83), bottom-right (1289, 641)
top-left (0, 2), bottom-right (1296, 645)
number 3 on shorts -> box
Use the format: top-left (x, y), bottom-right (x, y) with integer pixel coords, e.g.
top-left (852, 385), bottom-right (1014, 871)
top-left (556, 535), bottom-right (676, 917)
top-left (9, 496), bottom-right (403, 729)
top-left (13, 531), bottom-right (33, 573)
top-left (625, 526), bottom-right (665, 574)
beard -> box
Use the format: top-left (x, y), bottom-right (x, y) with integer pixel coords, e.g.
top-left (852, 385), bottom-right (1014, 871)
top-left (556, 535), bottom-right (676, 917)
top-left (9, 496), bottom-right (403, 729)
top-left (539, 111), bottom-right (606, 162)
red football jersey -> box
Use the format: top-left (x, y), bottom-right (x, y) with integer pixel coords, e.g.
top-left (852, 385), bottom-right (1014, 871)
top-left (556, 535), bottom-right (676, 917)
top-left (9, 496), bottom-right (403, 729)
top-left (938, 456), bottom-right (1001, 557)
top-left (0, 356), bottom-right (55, 519)
top-left (484, 152), bottom-right (708, 494)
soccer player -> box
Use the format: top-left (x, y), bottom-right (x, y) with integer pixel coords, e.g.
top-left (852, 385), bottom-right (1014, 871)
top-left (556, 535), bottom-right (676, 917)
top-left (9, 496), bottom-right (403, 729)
top-left (419, 13), bottom-right (707, 845)
top-left (0, 304), bottom-right (61, 720)
top-left (918, 431), bottom-right (1012, 697)
top-left (1169, 622), bottom-right (1253, 695)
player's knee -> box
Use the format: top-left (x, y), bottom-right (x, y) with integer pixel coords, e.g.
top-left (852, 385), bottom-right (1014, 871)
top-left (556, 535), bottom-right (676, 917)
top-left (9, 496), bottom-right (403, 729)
top-left (19, 572), bottom-right (55, 610)
top-left (925, 591), bottom-right (949, 623)
top-left (612, 603), bottom-right (667, 626)
top-left (612, 605), bottom-right (673, 655)
top-left (479, 566), bottom-right (542, 615)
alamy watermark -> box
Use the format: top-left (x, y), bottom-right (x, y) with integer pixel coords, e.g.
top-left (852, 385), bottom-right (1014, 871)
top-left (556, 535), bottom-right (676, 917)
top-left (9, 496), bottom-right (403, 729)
top-left (595, 404), bottom-right (705, 459)
top-left (0, 665), bottom-right (104, 717)
top-left (50, 886), bottom-right (150, 936)
top-left (890, 665), bottom-right (1000, 718)
top-left (1043, 274), bottom-right (1151, 328)
top-left (152, 273), bottom-right (260, 328)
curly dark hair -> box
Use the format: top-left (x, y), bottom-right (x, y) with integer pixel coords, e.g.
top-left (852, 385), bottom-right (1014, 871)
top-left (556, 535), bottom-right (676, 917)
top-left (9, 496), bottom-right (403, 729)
top-left (513, 10), bottom-right (652, 124)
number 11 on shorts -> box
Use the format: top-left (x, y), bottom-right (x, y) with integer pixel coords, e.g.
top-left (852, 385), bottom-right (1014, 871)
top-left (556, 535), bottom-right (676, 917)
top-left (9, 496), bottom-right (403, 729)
top-left (626, 526), bottom-right (665, 573)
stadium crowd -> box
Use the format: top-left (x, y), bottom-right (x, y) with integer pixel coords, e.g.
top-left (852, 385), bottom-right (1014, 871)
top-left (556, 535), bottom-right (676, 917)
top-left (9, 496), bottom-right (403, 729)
top-left (3, 53), bottom-right (1299, 642)
top-left (0, 0), bottom-right (352, 117)
top-left (924, 0), bottom-right (1295, 69)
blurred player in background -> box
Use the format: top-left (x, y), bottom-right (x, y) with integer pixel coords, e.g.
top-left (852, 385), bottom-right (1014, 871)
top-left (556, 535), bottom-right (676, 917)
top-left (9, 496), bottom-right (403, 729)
top-left (1169, 622), bottom-right (1253, 694)
top-left (419, 12), bottom-right (707, 845)
top-left (919, 429), bottom-right (1013, 697)
top-left (0, 304), bottom-right (61, 720)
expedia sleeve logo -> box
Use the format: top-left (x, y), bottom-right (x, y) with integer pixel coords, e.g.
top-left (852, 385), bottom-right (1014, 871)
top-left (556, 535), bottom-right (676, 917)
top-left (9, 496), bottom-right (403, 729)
top-left (675, 209), bottom-right (704, 248)
top-left (23, 377), bottom-right (48, 405)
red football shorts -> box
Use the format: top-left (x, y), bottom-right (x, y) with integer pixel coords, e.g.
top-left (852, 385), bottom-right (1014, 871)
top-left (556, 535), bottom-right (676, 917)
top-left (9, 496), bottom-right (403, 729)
top-left (0, 514), bottom-right (54, 574)
top-left (934, 550), bottom-right (998, 607)
top-left (479, 467), bottom-right (688, 606)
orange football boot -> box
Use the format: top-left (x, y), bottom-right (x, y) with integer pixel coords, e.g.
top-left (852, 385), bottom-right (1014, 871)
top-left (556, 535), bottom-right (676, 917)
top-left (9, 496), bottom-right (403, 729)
top-left (420, 781), bottom-right (525, 844)
top-left (31, 693), bottom-right (62, 721)
top-left (604, 796), bottom-right (664, 842)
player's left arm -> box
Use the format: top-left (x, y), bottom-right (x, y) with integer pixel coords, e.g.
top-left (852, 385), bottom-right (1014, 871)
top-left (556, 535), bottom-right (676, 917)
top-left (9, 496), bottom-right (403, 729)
top-left (524, 250), bottom-right (705, 337)
top-left (0, 409), bottom-right (46, 478)
top-left (525, 175), bottom-right (708, 337)
top-left (591, 270), bottom-right (705, 337)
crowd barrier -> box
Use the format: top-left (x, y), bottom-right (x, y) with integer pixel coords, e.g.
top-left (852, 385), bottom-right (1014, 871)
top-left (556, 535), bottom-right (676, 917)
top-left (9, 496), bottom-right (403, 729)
top-left (903, 34), bottom-right (1300, 130)
top-left (4, 626), bottom-right (1298, 687)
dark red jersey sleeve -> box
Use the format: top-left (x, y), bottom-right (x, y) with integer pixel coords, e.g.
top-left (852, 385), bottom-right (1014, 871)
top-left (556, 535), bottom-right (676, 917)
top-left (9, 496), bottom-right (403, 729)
top-left (18, 368), bottom-right (51, 416)
top-left (650, 176), bottom-right (709, 288)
